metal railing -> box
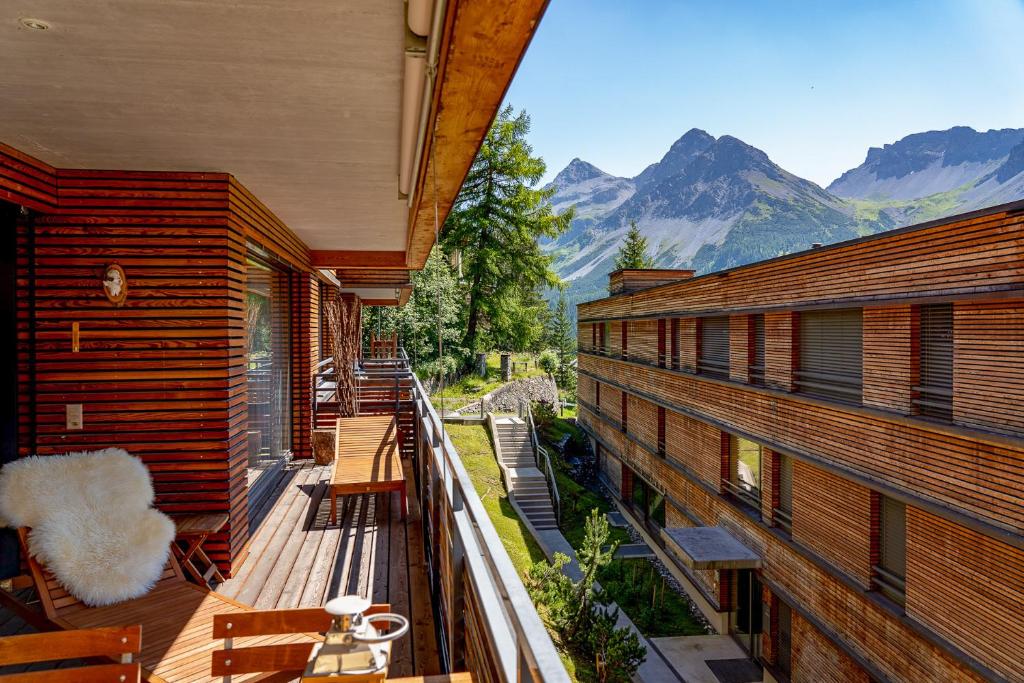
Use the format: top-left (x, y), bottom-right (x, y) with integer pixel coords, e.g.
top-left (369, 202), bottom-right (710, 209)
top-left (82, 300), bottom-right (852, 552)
top-left (872, 564), bottom-right (907, 608)
top-left (721, 478), bottom-right (761, 512)
top-left (520, 400), bottom-right (562, 527)
top-left (316, 351), bottom-right (569, 682)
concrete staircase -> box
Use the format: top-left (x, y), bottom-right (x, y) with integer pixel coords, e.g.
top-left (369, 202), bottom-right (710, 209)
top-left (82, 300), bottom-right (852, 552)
top-left (492, 417), bottom-right (558, 530)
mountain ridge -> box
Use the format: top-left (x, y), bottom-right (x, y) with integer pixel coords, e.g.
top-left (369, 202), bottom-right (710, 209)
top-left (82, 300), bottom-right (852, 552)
top-left (545, 126), bottom-right (1024, 307)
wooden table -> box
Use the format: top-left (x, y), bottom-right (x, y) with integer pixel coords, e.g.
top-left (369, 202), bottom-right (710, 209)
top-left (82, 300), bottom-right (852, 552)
top-left (171, 512), bottom-right (228, 587)
top-left (330, 415), bottom-right (406, 525)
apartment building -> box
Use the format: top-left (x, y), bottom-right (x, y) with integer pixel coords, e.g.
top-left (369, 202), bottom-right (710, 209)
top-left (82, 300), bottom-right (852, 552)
top-left (576, 200), bottom-right (1024, 683)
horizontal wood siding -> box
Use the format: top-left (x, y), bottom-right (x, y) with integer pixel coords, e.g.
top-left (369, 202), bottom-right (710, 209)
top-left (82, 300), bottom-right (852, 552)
top-left (581, 407), bottom-right (987, 682)
top-left (863, 305), bottom-right (914, 413)
top-left (607, 320), bottom-right (622, 357)
top-left (626, 319), bottom-right (658, 365)
top-left (664, 408), bottom-right (721, 488)
top-left (764, 311), bottom-right (796, 392)
top-left (580, 354), bottom-right (1024, 538)
top-left (791, 610), bottom-right (871, 683)
top-left (626, 393), bottom-right (657, 449)
top-left (4, 143), bottom-right (316, 574)
top-left (954, 300), bottom-right (1024, 434)
top-left (680, 317), bottom-right (697, 371)
top-left (792, 460), bottom-right (872, 587)
top-left (729, 314), bottom-right (750, 383)
top-left (907, 508), bottom-right (1024, 682)
top-left (0, 143), bottom-right (57, 211)
top-left (579, 206), bottom-right (1024, 321)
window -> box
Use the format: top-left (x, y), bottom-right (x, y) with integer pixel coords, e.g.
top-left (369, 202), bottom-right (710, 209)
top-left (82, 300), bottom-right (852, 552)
top-left (657, 406), bottom-right (666, 457)
top-left (873, 495), bottom-right (907, 607)
top-left (749, 314), bottom-right (765, 385)
top-left (796, 308), bottom-right (863, 403)
top-left (657, 318), bottom-right (667, 368)
top-left (916, 303), bottom-right (953, 421)
top-left (595, 382), bottom-right (601, 412)
top-left (629, 471), bottom-right (667, 533)
top-left (601, 321), bottom-right (611, 354)
top-left (725, 435), bottom-right (762, 512)
top-left (776, 599), bottom-right (792, 678)
top-left (773, 453), bottom-right (793, 535)
top-left (620, 392), bottom-right (628, 432)
top-left (699, 316), bottom-right (730, 378)
top-left (621, 322), bottom-right (628, 360)
top-left (670, 317), bottom-right (680, 370)
top-left (591, 322), bottom-right (597, 350)
top-left (246, 255), bottom-right (292, 498)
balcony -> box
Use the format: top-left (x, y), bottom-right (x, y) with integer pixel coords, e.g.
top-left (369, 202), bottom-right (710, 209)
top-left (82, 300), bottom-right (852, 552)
top-left (0, 350), bottom-right (568, 682)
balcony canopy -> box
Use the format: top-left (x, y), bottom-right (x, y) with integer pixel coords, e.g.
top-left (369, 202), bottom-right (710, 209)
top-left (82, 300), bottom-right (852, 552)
top-left (0, 0), bottom-right (547, 304)
top-left (662, 526), bottom-right (762, 570)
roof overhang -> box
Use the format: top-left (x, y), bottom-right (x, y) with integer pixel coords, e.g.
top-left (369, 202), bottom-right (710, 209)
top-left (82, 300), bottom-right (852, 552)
top-left (0, 0), bottom-right (549, 276)
top-left (661, 526), bottom-right (762, 570)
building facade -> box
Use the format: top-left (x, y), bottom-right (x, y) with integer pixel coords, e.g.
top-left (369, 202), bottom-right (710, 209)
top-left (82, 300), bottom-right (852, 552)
top-left (576, 201), bottom-right (1024, 683)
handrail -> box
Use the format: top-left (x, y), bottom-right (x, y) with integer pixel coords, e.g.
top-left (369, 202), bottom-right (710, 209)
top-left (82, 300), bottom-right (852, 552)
top-left (521, 401), bottom-right (561, 527)
top-left (410, 367), bottom-right (569, 682)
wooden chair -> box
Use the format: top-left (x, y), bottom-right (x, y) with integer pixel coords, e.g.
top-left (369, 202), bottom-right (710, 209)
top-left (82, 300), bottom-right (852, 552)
top-left (0, 624), bottom-right (142, 682)
top-left (210, 604), bottom-right (392, 682)
top-left (15, 529), bottom-right (316, 683)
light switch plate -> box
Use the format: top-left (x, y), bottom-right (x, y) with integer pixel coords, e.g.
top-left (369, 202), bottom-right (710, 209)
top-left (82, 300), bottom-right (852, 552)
top-left (66, 404), bottom-right (83, 430)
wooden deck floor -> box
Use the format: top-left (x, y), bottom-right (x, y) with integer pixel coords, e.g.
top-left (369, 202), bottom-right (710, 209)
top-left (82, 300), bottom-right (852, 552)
top-left (0, 461), bottom-right (438, 680)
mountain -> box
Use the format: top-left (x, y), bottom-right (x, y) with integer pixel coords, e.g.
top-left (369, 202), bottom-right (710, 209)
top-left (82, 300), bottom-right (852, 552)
top-left (546, 126), bottom-right (1024, 308)
top-left (828, 126), bottom-right (1024, 201)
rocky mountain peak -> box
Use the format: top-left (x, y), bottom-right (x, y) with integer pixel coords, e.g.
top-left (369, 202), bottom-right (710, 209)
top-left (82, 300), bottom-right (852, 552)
top-left (552, 157), bottom-right (608, 187)
top-left (634, 128), bottom-right (715, 187)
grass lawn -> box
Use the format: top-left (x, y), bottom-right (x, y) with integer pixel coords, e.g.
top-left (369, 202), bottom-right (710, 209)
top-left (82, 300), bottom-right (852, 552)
top-left (443, 423), bottom-right (546, 576)
top-left (432, 352), bottom-right (547, 403)
top-left (445, 422), bottom-right (592, 682)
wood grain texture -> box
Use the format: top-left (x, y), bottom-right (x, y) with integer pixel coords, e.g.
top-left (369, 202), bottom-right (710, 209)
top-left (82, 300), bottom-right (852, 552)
top-left (5, 142), bottom-right (318, 574)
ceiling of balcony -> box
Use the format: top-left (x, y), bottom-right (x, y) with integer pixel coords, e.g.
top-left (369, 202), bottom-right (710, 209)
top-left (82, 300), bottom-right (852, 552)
top-left (0, 0), bottom-right (408, 252)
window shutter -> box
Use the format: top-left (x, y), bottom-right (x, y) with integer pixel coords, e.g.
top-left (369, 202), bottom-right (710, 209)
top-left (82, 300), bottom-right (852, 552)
top-left (657, 319), bottom-right (667, 367)
top-left (621, 321), bottom-right (628, 359)
top-left (917, 303), bottom-right (953, 420)
top-left (620, 392), bottom-right (628, 432)
top-left (699, 316), bottom-right (730, 378)
top-left (881, 497), bottom-right (906, 579)
top-left (797, 308), bottom-right (863, 402)
top-left (670, 318), bottom-right (680, 370)
top-left (657, 406), bottom-right (666, 456)
top-left (750, 314), bottom-right (765, 385)
top-left (778, 454), bottom-right (793, 514)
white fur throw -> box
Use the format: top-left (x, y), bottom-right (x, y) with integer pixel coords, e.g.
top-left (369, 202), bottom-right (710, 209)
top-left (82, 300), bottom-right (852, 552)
top-left (0, 448), bottom-right (175, 606)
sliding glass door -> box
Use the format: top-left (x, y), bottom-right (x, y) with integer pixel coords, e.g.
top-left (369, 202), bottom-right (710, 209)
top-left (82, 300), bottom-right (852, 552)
top-left (245, 255), bottom-right (291, 487)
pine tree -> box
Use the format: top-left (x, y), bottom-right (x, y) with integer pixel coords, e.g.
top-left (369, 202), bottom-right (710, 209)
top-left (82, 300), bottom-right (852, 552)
top-left (442, 105), bottom-right (573, 365)
top-left (613, 221), bottom-right (654, 271)
top-left (547, 290), bottom-right (575, 385)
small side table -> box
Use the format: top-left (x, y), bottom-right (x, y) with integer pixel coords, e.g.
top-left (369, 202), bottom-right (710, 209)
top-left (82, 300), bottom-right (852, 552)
top-left (172, 513), bottom-right (229, 588)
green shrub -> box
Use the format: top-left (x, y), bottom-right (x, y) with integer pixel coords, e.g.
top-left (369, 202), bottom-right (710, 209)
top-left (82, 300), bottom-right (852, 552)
top-left (538, 349), bottom-right (558, 375)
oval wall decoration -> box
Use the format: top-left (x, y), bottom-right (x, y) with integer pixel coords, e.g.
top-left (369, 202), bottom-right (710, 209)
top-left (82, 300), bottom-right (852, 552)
top-left (102, 263), bottom-right (128, 306)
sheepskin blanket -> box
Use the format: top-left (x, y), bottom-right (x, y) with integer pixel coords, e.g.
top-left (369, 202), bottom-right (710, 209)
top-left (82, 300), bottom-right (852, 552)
top-left (0, 448), bottom-right (175, 606)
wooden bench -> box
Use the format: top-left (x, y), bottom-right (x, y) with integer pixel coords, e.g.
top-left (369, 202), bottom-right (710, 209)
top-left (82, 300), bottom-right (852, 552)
top-left (16, 529), bottom-right (316, 682)
top-left (0, 625), bottom-right (142, 682)
top-left (329, 416), bottom-right (406, 525)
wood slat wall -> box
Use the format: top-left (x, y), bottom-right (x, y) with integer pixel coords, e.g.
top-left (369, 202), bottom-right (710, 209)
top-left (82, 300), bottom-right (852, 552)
top-left (863, 305), bottom-right (914, 413)
top-left (954, 300), bottom-right (1024, 433)
top-left (3, 142), bottom-right (317, 574)
top-left (790, 610), bottom-right (871, 683)
top-left (583, 407), bottom-right (994, 682)
top-left (626, 319), bottom-right (658, 365)
top-left (791, 460), bottom-right (872, 588)
top-left (578, 203), bottom-right (1024, 321)
top-left (581, 354), bottom-right (1024, 540)
top-left (728, 314), bottom-right (750, 383)
top-left (907, 508), bottom-right (1024, 681)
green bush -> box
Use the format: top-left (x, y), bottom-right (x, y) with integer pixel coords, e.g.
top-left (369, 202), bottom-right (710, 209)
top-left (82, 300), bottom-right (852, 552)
top-left (538, 349), bottom-right (558, 375)
top-left (524, 511), bottom-right (645, 682)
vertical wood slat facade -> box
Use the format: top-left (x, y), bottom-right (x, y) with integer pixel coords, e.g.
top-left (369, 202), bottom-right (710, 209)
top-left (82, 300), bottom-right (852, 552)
top-left (3, 143), bottom-right (322, 574)
top-left (576, 201), bottom-right (1024, 683)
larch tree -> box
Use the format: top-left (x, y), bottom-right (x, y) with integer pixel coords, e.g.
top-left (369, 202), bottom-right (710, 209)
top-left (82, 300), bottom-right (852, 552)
top-left (613, 221), bottom-right (655, 271)
top-left (441, 105), bottom-right (573, 366)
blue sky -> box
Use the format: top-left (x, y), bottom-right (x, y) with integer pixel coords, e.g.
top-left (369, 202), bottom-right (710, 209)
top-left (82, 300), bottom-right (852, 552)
top-left (505, 0), bottom-right (1024, 187)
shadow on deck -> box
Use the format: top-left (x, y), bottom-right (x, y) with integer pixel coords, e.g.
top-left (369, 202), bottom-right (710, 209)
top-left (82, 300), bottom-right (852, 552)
top-left (0, 460), bottom-right (437, 681)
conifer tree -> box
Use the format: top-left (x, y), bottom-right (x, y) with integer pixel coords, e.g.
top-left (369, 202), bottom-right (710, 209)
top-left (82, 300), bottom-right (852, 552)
top-left (442, 105), bottom-right (573, 364)
top-left (613, 221), bottom-right (654, 271)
